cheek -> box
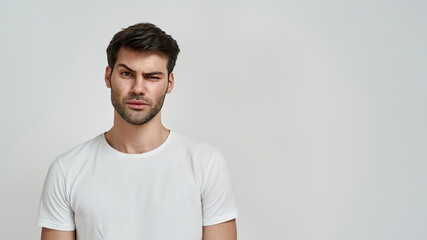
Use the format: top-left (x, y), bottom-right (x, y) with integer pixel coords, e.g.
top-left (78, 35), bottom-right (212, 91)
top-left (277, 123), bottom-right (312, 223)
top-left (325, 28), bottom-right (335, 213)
top-left (111, 84), bottom-right (128, 100)
top-left (111, 82), bottom-right (129, 95)
top-left (110, 87), bottom-right (120, 102)
top-left (152, 86), bottom-right (168, 98)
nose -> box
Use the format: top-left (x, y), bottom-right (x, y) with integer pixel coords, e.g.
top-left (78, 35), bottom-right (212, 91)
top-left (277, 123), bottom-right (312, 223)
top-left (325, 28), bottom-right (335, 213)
top-left (130, 75), bottom-right (147, 95)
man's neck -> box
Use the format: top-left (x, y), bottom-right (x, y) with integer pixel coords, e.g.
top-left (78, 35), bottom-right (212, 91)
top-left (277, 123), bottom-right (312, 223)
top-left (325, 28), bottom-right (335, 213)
top-left (104, 112), bottom-right (170, 154)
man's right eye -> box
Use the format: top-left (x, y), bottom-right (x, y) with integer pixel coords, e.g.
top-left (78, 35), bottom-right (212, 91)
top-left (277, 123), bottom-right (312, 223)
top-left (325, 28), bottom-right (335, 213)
top-left (121, 72), bottom-right (131, 77)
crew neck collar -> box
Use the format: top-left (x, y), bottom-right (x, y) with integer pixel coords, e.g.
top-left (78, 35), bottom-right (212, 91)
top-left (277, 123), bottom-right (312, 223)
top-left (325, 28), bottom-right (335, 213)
top-left (101, 130), bottom-right (174, 159)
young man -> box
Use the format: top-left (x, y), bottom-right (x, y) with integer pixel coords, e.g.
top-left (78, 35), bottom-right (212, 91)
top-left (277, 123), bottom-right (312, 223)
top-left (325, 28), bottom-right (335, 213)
top-left (37, 23), bottom-right (239, 240)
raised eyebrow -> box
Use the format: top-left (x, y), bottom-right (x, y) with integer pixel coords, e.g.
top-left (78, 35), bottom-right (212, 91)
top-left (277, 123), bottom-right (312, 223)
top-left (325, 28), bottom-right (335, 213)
top-left (143, 72), bottom-right (164, 76)
top-left (117, 64), bottom-right (136, 73)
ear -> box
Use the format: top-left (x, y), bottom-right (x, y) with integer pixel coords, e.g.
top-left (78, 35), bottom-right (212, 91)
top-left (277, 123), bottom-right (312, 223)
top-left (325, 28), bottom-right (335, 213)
top-left (105, 66), bottom-right (112, 88)
top-left (166, 72), bottom-right (174, 94)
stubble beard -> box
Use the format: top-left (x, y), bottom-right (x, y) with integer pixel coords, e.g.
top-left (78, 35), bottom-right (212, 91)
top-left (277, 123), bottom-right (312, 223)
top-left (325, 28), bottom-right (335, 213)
top-left (110, 85), bottom-right (168, 126)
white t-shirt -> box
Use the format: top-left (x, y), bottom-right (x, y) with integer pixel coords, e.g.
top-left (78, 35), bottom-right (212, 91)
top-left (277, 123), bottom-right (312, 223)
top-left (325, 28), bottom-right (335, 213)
top-left (37, 131), bottom-right (239, 239)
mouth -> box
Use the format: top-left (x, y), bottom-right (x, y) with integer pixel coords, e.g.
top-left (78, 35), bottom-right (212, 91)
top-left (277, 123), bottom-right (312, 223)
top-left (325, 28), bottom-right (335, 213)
top-left (126, 100), bottom-right (149, 109)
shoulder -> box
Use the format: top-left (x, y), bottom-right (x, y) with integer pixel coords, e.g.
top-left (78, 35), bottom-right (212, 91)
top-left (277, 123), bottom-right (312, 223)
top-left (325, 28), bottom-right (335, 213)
top-left (54, 133), bottom-right (104, 173)
top-left (171, 131), bottom-right (221, 158)
top-left (170, 131), bottom-right (227, 174)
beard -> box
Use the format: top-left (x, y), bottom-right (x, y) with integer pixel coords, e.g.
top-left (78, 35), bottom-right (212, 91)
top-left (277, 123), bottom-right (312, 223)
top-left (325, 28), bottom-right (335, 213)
top-left (110, 84), bottom-right (168, 125)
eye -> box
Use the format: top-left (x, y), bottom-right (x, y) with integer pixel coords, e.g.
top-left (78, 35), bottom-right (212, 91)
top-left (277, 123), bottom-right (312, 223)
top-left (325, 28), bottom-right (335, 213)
top-left (145, 75), bottom-right (160, 80)
top-left (120, 71), bottom-right (132, 77)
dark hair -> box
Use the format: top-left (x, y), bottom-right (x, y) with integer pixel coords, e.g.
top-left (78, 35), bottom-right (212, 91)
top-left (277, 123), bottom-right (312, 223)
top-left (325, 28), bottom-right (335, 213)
top-left (106, 23), bottom-right (180, 74)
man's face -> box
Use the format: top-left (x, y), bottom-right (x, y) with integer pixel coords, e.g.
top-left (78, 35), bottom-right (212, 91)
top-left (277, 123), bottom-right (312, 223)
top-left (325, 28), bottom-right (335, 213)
top-left (105, 47), bottom-right (174, 125)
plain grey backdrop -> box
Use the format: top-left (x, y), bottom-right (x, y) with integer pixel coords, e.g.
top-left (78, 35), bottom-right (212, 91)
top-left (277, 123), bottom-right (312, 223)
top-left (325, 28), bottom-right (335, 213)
top-left (1, 0), bottom-right (426, 239)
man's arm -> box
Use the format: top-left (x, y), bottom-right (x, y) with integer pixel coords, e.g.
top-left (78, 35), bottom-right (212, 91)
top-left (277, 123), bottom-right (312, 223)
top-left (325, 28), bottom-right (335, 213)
top-left (202, 219), bottom-right (237, 240)
top-left (41, 227), bottom-right (75, 240)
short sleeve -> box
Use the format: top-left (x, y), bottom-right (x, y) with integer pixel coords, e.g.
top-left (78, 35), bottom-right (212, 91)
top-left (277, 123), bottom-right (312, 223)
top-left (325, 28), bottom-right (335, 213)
top-left (201, 150), bottom-right (239, 226)
top-left (37, 159), bottom-right (75, 231)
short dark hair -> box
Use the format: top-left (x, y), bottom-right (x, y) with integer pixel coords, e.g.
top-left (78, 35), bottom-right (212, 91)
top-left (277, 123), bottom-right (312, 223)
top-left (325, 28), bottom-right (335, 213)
top-left (106, 23), bottom-right (180, 74)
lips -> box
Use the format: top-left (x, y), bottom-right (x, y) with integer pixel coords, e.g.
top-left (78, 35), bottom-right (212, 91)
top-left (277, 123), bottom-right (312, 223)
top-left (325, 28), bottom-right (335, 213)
top-left (126, 100), bottom-right (148, 105)
top-left (126, 100), bottom-right (149, 109)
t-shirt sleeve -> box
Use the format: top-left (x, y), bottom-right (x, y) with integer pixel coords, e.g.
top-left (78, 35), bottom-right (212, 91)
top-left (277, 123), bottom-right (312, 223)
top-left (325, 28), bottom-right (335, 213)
top-left (201, 149), bottom-right (239, 226)
top-left (37, 159), bottom-right (75, 231)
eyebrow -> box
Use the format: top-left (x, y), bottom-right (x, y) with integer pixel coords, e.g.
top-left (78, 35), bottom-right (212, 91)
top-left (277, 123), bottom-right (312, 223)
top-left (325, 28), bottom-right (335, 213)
top-left (117, 64), bottom-right (164, 76)
top-left (117, 64), bottom-right (135, 73)
top-left (143, 72), bottom-right (164, 76)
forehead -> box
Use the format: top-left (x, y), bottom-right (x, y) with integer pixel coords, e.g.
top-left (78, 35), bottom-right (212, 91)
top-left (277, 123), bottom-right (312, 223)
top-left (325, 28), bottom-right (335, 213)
top-left (115, 47), bottom-right (168, 72)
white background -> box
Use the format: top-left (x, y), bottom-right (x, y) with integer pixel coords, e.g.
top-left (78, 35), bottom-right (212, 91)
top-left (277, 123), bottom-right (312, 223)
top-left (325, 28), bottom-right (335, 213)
top-left (1, 0), bottom-right (426, 239)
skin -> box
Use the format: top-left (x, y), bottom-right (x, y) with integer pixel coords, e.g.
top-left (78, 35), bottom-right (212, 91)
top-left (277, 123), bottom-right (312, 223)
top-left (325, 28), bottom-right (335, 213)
top-left (41, 228), bottom-right (75, 240)
top-left (203, 219), bottom-right (237, 240)
top-left (41, 47), bottom-right (237, 240)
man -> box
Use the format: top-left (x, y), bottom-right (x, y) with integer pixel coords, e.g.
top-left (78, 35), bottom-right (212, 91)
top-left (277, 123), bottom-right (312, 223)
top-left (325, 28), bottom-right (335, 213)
top-left (37, 23), bottom-right (239, 240)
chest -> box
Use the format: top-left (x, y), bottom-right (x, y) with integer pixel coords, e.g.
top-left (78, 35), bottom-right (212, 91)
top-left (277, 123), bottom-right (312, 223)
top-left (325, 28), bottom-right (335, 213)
top-left (68, 157), bottom-right (203, 238)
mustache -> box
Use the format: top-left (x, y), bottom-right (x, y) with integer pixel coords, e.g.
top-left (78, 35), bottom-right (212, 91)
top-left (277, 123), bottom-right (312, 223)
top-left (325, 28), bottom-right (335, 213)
top-left (124, 94), bottom-right (151, 103)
